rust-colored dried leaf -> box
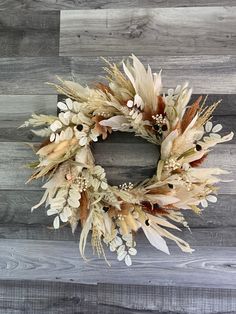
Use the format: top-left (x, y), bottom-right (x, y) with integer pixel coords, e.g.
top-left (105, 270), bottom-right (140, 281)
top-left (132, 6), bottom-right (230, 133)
top-left (190, 154), bottom-right (208, 167)
top-left (92, 115), bottom-right (112, 140)
top-left (181, 95), bottom-right (202, 133)
top-left (141, 201), bottom-right (169, 216)
top-left (80, 191), bottom-right (89, 226)
top-left (95, 82), bottom-right (113, 94)
top-left (38, 138), bottom-right (51, 149)
top-left (157, 96), bottom-right (166, 115)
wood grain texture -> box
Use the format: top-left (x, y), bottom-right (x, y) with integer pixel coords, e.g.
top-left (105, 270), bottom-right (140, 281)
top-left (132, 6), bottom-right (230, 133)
top-left (0, 280), bottom-right (99, 314)
top-left (0, 280), bottom-right (235, 314)
top-left (0, 95), bottom-right (57, 142)
top-left (60, 7), bottom-right (236, 56)
top-left (0, 11), bottom-right (60, 57)
top-left (0, 239), bottom-right (235, 289)
top-left (0, 56), bottom-right (236, 94)
top-left (0, 57), bottom-right (71, 95)
top-left (0, 141), bottom-right (234, 192)
top-left (98, 283), bottom-right (236, 314)
top-left (1, 0), bottom-right (236, 10)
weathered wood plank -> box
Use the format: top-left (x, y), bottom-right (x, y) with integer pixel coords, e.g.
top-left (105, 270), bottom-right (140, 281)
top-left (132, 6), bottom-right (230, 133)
top-left (0, 280), bottom-right (99, 314)
top-left (0, 0), bottom-right (235, 10)
top-left (0, 11), bottom-right (60, 57)
top-left (0, 56), bottom-right (236, 94)
top-left (60, 8), bottom-right (236, 56)
top-left (0, 142), bottom-right (234, 192)
top-left (0, 239), bottom-right (235, 289)
top-left (0, 57), bottom-right (71, 95)
top-left (0, 95), bottom-right (57, 142)
top-left (1, 280), bottom-right (235, 314)
top-left (98, 283), bottom-right (236, 314)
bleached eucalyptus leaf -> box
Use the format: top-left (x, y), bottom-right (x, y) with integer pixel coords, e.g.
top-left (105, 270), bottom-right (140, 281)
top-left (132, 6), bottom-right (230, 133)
top-left (117, 250), bottom-right (127, 261)
top-left (128, 248), bottom-right (137, 256)
top-left (47, 208), bottom-right (58, 216)
top-left (57, 102), bottom-right (68, 111)
top-left (60, 212), bottom-right (68, 222)
top-left (53, 216), bottom-right (60, 229)
top-left (125, 254), bottom-right (132, 266)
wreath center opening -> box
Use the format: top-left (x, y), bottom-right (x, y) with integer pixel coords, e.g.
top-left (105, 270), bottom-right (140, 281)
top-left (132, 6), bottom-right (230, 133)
top-left (93, 131), bottom-right (160, 186)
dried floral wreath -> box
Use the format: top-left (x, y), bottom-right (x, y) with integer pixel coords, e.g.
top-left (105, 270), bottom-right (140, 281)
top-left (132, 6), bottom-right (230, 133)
top-left (21, 55), bottom-right (234, 266)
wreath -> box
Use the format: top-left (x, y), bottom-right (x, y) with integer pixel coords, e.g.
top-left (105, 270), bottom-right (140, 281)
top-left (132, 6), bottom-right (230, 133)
top-left (21, 55), bottom-right (234, 266)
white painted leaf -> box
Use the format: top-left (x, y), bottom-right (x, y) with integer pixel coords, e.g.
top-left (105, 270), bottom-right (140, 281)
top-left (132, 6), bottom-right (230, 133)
top-left (64, 127), bottom-right (73, 140)
top-left (114, 236), bottom-right (123, 247)
top-left (205, 121), bottom-right (213, 133)
top-left (59, 113), bottom-right (70, 126)
top-left (206, 195), bottom-right (217, 203)
top-left (128, 248), bottom-right (137, 256)
top-left (117, 245), bottom-right (125, 255)
top-left (142, 224), bottom-right (170, 255)
top-left (201, 199), bottom-right (208, 208)
top-left (50, 120), bottom-right (62, 132)
top-left (64, 207), bottom-right (72, 217)
top-left (125, 254), bottom-right (132, 266)
top-left (47, 208), bottom-right (58, 216)
top-left (99, 115), bottom-right (128, 130)
top-left (65, 98), bottom-right (73, 110)
top-left (50, 133), bottom-right (55, 142)
top-left (55, 133), bottom-right (60, 143)
top-left (79, 136), bottom-right (87, 146)
top-left (209, 133), bottom-right (221, 140)
top-left (126, 240), bottom-right (136, 248)
top-left (59, 212), bottom-right (68, 222)
top-left (117, 250), bottom-right (127, 261)
top-left (101, 181), bottom-right (108, 190)
top-left (68, 197), bottom-right (80, 208)
top-left (73, 101), bottom-right (81, 112)
top-left (212, 124), bottom-right (222, 133)
top-left (57, 102), bottom-right (68, 111)
top-left (53, 216), bottom-right (60, 229)
top-left (109, 244), bottom-right (116, 252)
top-left (122, 234), bottom-right (132, 242)
top-left (59, 130), bottom-right (65, 141)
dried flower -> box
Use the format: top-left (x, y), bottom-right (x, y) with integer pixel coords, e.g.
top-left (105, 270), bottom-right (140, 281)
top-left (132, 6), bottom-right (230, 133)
top-left (22, 55), bottom-right (234, 267)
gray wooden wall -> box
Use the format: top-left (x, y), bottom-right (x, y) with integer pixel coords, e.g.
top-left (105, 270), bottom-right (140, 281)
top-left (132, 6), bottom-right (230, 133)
top-left (0, 2), bottom-right (236, 313)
